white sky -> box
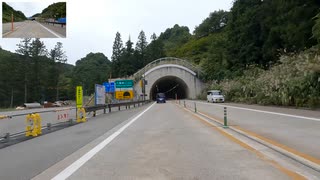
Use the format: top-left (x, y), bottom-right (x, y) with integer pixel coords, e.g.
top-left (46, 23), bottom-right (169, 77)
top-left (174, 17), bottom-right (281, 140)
top-left (1, 0), bottom-right (233, 65)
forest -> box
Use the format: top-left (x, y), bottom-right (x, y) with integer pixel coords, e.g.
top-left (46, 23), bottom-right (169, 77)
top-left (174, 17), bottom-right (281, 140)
top-left (2, 2), bottom-right (27, 23)
top-left (0, 0), bottom-right (319, 108)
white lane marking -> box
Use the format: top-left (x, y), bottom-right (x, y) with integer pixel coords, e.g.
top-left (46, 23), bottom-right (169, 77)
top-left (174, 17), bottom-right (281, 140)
top-left (51, 102), bottom-right (156, 180)
top-left (35, 21), bottom-right (63, 38)
top-left (188, 100), bottom-right (320, 122)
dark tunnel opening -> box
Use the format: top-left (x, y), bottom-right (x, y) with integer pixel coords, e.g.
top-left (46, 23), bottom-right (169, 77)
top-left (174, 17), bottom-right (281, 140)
top-left (150, 76), bottom-right (189, 100)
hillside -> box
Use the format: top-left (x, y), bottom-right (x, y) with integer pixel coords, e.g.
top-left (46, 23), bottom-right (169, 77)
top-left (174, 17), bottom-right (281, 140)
top-left (40, 2), bottom-right (66, 19)
top-left (2, 2), bottom-right (27, 23)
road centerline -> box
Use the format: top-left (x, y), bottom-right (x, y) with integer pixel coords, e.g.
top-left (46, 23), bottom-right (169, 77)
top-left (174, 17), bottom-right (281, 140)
top-left (51, 102), bottom-right (156, 180)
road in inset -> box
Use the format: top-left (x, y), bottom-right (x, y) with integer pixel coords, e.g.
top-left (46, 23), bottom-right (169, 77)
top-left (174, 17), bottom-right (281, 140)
top-left (44, 103), bottom-right (291, 180)
top-left (2, 20), bottom-right (66, 38)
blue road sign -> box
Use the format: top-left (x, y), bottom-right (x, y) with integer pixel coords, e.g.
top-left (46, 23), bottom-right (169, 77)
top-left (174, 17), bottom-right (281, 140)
top-left (110, 82), bottom-right (115, 93)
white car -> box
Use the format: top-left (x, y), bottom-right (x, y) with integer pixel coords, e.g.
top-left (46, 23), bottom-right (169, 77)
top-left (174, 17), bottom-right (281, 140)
top-left (207, 90), bottom-right (225, 103)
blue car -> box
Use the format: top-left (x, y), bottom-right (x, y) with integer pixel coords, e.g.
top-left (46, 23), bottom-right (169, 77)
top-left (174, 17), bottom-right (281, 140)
top-left (156, 93), bottom-right (166, 103)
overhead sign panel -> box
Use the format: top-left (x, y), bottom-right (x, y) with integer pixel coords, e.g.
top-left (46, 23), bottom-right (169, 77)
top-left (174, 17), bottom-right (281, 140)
top-left (115, 80), bottom-right (134, 88)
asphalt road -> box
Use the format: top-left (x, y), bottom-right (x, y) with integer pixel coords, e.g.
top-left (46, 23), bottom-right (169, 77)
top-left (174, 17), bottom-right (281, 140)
top-left (2, 20), bottom-right (66, 38)
top-left (0, 104), bottom-right (150, 180)
top-left (184, 100), bottom-right (320, 160)
top-left (35, 102), bottom-right (294, 180)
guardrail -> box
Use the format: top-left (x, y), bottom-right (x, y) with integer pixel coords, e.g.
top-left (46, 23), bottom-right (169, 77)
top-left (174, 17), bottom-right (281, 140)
top-left (44, 21), bottom-right (66, 28)
top-left (0, 100), bottom-right (151, 147)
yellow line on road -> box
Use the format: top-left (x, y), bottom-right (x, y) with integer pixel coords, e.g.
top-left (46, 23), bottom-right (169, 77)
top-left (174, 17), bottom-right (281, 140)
top-left (175, 103), bottom-right (306, 180)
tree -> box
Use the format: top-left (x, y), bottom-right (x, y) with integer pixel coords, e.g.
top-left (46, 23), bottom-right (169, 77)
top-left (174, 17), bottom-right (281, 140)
top-left (16, 38), bottom-right (32, 102)
top-left (146, 33), bottom-right (165, 63)
top-left (135, 30), bottom-right (148, 67)
top-left (49, 42), bottom-right (67, 101)
top-left (194, 10), bottom-right (229, 38)
top-left (313, 13), bottom-right (320, 43)
top-left (29, 38), bottom-right (47, 102)
top-left (158, 24), bottom-right (191, 56)
top-left (72, 53), bottom-right (111, 95)
top-left (111, 32), bottom-right (123, 77)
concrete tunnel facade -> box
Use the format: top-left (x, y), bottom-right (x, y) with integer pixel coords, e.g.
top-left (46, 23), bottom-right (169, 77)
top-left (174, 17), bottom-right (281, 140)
top-left (134, 64), bottom-right (204, 100)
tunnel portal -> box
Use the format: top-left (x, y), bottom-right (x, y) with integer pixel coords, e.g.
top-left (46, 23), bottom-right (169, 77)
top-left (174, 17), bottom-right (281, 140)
top-left (150, 76), bottom-right (189, 100)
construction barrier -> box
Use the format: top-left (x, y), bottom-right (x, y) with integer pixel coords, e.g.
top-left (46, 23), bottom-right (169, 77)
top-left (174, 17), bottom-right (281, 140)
top-left (25, 113), bottom-right (42, 137)
top-left (76, 107), bottom-right (86, 123)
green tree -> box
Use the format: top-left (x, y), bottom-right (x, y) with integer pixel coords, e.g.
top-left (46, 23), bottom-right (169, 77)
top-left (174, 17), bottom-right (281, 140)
top-left (194, 10), bottom-right (229, 38)
top-left (29, 38), bottom-right (47, 102)
top-left (313, 13), bottom-right (320, 43)
top-left (158, 24), bottom-right (191, 56)
top-left (135, 30), bottom-right (148, 67)
top-left (111, 32), bottom-right (123, 77)
top-left (15, 38), bottom-right (32, 102)
top-left (49, 42), bottom-right (67, 101)
top-left (72, 53), bottom-right (111, 95)
top-left (146, 33), bottom-right (165, 63)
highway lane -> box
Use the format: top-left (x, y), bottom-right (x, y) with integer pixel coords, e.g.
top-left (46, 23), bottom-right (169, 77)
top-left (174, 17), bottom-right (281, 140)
top-left (184, 100), bottom-right (320, 160)
top-left (39, 102), bottom-right (295, 180)
top-left (2, 20), bottom-right (65, 38)
top-left (0, 104), bottom-right (151, 180)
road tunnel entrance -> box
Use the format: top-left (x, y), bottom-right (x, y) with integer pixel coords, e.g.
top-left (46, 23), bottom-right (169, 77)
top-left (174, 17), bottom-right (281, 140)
top-left (150, 76), bottom-right (189, 100)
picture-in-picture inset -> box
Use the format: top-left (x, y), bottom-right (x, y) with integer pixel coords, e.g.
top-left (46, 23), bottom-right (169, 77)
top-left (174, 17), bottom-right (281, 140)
top-left (2, 1), bottom-right (66, 38)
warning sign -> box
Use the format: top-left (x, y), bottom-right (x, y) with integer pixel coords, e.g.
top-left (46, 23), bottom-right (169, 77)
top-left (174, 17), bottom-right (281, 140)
top-left (115, 90), bottom-right (134, 100)
top-left (76, 86), bottom-right (83, 108)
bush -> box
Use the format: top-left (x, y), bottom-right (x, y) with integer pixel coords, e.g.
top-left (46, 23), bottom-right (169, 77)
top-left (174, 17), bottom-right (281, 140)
top-left (209, 47), bottom-right (320, 108)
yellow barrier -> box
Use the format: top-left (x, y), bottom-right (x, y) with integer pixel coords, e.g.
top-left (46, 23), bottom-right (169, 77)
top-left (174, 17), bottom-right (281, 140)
top-left (25, 113), bottom-right (42, 137)
top-left (0, 115), bottom-right (9, 120)
top-left (76, 107), bottom-right (86, 123)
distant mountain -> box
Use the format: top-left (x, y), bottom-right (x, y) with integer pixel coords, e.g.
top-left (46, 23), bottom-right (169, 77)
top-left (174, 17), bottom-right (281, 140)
top-left (40, 2), bottom-right (66, 19)
top-left (2, 2), bottom-right (27, 23)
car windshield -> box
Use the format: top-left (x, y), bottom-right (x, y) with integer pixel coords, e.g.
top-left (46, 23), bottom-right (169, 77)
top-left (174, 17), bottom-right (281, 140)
top-left (212, 92), bottom-right (221, 95)
top-left (157, 93), bottom-right (165, 98)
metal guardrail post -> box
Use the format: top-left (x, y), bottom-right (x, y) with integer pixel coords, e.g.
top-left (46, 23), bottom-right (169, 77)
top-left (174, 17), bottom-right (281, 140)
top-left (47, 123), bottom-right (51, 130)
top-left (223, 107), bottom-right (228, 128)
top-left (104, 108), bottom-right (106, 114)
top-left (108, 104), bottom-right (111, 113)
top-left (194, 102), bottom-right (197, 113)
top-left (4, 133), bottom-right (10, 143)
top-left (119, 106), bottom-right (121, 111)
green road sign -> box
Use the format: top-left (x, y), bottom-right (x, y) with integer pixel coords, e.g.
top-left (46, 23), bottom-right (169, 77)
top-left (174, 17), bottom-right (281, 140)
top-left (115, 80), bottom-right (134, 88)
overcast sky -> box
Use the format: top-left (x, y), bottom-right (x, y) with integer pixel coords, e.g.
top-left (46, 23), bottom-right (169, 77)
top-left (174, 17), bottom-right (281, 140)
top-left (1, 0), bottom-right (233, 65)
